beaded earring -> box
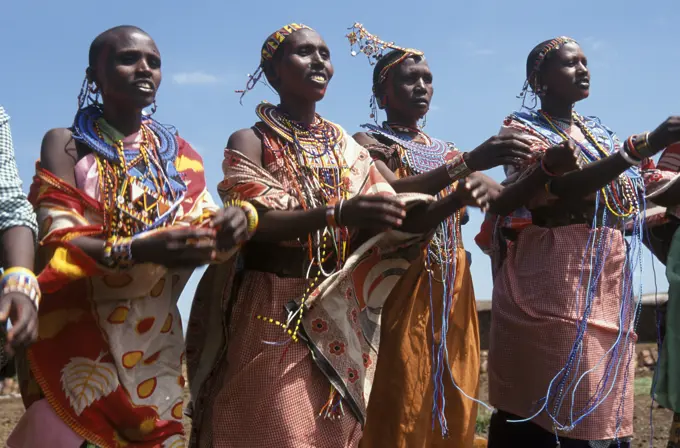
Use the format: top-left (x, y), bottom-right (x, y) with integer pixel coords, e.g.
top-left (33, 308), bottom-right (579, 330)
top-left (419, 114), bottom-right (427, 130)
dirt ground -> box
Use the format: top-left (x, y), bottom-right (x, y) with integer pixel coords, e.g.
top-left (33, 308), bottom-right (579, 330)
top-left (0, 366), bottom-right (674, 446)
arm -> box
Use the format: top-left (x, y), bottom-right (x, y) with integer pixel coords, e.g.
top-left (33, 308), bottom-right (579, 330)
top-left (488, 167), bottom-right (550, 216)
top-left (547, 152), bottom-right (631, 200)
top-left (353, 132), bottom-right (457, 195)
top-left (0, 113), bottom-right (37, 270)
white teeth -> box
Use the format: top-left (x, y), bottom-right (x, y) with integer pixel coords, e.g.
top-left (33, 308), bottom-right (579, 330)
top-left (311, 75), bottom-right (325, 82)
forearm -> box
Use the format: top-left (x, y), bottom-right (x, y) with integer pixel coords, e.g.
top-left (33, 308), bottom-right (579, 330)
top-left (649, 181), bottom-right (680, 207)
top-left (252, 207), bottom-right (328, 242)
top-left (390, 165), bottom-right (453, 195)
top-left (70, 236), bottom-right (106, 263)
top-left (489, 168), bottom-right (550, 216)
top-left (400, 194), bottom-right (463, 233)
top-left (549, 153), bottom-right (631, 199)
top-left (1, 227), bottom-right (35, 270)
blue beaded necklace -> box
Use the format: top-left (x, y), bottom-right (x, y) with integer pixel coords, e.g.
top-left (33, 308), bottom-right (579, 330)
top-left (360, 122), bottom-right (451, 174)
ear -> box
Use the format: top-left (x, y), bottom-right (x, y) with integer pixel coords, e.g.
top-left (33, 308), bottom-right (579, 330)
top-left (86, 67), bottom-right (100, 91)
top-left (373, 84), bottom-right (388, 110)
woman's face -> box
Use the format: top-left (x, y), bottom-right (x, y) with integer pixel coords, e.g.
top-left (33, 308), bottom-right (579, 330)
top-left (382, 56), bottom-right (433, 122)
top-left (273, 29), bottom-right (334, 103)
top-left (92, 29), bottom-right (162, 110)
top-left (540, 42), bottom-right (590, 105)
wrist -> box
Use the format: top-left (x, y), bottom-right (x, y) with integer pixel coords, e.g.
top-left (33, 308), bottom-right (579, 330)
top-left (540, 157), bottom-right (560, 177)
top-left (102, 236), bottom-right (134, 269)
top-left (447, 153), bottom-right (473, 182)
top-left (462, 152), bottom-right (477, 172)
top-left (1, 267), bottom-right (40, 310)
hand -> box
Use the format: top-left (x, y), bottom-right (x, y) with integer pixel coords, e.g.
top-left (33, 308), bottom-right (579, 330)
top-left (210, 206), bottom-right (249, 251)
top-left (648, 116), bottom-right (680, 154)
top-left (543, 141), bottom-right (581, 176)
top-left (340, 195), bottom-right (407, 230)
top-left (464, 135), bottom-right (534, 171)
top-left (131, 227), bottom-right (218, 268)
top-left (0, 292), bottom-right (38, 354)
top-left (455, 172), bottom-right (502, 212)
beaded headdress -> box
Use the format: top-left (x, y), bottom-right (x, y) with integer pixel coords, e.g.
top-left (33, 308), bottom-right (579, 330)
top-left (346, 23), bottom-right (423, 86)
top-left (237, 23), bottom-right (313, 102)
top-left (519, 36), bottom-right (577, 107)
top-left (346, 23), bottom-right (424, 120)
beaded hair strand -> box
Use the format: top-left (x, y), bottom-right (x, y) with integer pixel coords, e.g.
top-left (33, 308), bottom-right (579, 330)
top-left (518, 36), bottom-right (577, 109)
top-left (236, 23), bottom-right (313, 103)
top-left (346, 23), bottom-right (424, 122)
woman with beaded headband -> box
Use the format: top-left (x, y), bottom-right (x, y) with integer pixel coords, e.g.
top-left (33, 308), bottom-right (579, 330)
top-left (474, 36), bottom-right (680, 447)
top-left (184, 23), bottom-right (493, 448)
top-left (346, 23), bottom-right (536, 448)
top-left (7, 25), bottom-right (254, 448)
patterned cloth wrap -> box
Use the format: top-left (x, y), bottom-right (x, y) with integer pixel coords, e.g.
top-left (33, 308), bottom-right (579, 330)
top-left (17, 130), bottom-right (226, 448)
top-left (185, 122), bottom-right (433, 448)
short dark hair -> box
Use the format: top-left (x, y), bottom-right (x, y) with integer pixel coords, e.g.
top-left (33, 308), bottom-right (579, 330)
top-left (88, 25), bottom-right (149, 69)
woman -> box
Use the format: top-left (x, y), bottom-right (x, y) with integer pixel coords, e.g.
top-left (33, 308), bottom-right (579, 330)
top-left (185, 24), bottom-right (493, 448)
top-left (8, 25), bottom-right (251, 448)
top-left (346, 24), bottom-right (532, 447)
top-left (477, 36), bottom-right (680, 447)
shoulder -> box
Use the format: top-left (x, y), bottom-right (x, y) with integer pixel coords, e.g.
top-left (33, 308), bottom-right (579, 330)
top-left (40, 128), bottom-right (78, 184)
top-left (175, 135), bottom-right (204, 162)
top-left (226, 127), bottom-right (263, 165)
top-left (41, 128), bottom-right (75, 154)
top-left (352, 131), bottom-right (379, 146)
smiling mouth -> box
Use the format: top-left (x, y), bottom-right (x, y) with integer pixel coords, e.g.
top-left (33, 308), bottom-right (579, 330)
top-left (309, 74), bottom-right (327, 85)
top-left (134, 81), bottom-right (155, 93)
top-left (576, 79), bottom-right (590, 89)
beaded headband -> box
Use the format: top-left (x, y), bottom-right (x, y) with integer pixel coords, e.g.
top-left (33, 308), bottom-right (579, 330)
top-left (261, 23), bottom-right (313, 64)
top-left (237, 23), bottom-right (314, 102)
top-left (519, 36), bottom-right (578, 107)
top-left (531, 36), bottom-right (577, 77)
top-left (346, 23), bottom-right (424, 86)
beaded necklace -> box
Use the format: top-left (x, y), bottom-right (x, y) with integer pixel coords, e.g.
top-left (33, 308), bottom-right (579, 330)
top-left (72, 105), bottom-right (186, 240)
top-left (539, 110), bottom-right (639, 219)
top-left (361, 122), bottom-right (450, 174)
top-left (255, 102), bottom-right (351, 347)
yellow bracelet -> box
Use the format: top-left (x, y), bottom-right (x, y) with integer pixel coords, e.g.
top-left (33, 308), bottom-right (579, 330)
top-left (1, 267), bottom-right (36, 279)
top-left (225, 200), bottom-right (259, 235)
top-left (1, 267), bottom-right (41, 309)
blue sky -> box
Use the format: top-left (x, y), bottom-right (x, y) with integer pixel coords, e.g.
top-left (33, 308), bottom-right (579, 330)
top-left (2, 0), bottom-right (679, 326)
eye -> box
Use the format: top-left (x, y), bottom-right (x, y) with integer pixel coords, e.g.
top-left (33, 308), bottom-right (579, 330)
top-left (424, 74), bottom-right (433, 84)
top-left (119, 53), bottom-right (139, 65)
top-left (320, 48), bottom-right (331, 60)
top-left (147, 56), bottom-right (161, 69)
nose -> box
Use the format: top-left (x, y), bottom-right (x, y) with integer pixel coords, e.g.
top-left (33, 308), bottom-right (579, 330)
top-left (414, 77), bottom-right (426, 91)
top-left (576, 61), bottom-right (588, 76)
top-left (137, 57), bottom-right (153, 76)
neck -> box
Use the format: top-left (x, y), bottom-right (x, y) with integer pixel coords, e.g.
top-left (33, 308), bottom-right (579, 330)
top-left (385, 109), bottom-right (420, 130)
top-left (101, 103), bottom-right (143, 136)
top-left (278, 96), bottom-right (317, 126)
top-left (540, 97), bottom-right (574, 123)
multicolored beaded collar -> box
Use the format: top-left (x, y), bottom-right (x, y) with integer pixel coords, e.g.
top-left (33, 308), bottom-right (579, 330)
top-left (361, 122), bottom-right (450, 174)
top-left (72, 105), bottom-right (186, 232)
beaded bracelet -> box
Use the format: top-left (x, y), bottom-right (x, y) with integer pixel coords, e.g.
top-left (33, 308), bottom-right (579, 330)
top-left (0, 267), bottom-right (41, 309)
top-left (630, 132), bottom-right (655, 159)
top-left (224, 200), bottom-right (259, 235)
top-left (102, 236), bottom-right (134, 269)
top-left (445, 154), bottom-right (472, 181)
